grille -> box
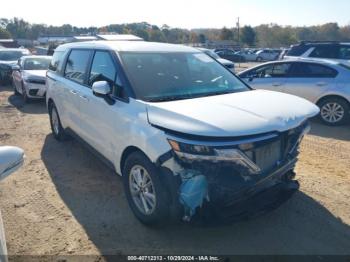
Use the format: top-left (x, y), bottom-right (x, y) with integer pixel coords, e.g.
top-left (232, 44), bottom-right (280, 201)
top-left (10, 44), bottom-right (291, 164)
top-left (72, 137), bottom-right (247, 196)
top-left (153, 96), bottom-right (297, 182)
top-left (247, 140), bottom-right (282, 172)
top-left (27, 79), bottom-right (45, 85)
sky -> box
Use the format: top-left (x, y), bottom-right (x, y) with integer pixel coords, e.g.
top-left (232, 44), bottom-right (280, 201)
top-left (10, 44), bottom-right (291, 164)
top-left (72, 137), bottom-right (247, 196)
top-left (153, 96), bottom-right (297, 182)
top-left (1, 0), bottom-right (350, 29)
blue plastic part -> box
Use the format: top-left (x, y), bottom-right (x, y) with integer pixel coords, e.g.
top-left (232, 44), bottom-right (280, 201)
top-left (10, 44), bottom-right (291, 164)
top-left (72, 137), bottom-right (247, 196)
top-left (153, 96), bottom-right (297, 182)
top-left (179, 174), bottom-right (208, 218)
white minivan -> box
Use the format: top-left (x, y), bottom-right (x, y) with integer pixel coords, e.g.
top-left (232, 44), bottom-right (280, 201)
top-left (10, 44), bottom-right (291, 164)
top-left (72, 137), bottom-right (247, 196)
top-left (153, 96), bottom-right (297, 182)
top-left (46, 41), bottom-right (319, 225)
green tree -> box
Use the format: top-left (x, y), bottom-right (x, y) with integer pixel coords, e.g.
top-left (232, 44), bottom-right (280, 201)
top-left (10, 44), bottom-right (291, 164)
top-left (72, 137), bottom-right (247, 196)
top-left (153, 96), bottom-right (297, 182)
top-left (240, 26), bottom-right (256, 46)
top-left (220, 27), bottom-right (234, 40)
top-left (199, 33), bottom-right (206, 44)
top-left (0, 27), bottom-right (11, 39)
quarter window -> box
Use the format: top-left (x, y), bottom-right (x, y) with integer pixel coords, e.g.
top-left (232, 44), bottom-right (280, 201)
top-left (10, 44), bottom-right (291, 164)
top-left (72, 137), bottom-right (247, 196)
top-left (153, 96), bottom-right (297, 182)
top-left (64, 50), bottom-right (92, 84)
top-left (49, 50), bottom-right (66, 73)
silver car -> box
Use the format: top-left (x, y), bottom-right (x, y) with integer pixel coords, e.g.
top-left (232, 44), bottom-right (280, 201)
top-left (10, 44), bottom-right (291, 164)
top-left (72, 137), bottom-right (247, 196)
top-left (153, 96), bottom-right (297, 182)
top-left (12, 56), bottom-right (51, 103)
top-left (238, 59), bottom-right (350, 125)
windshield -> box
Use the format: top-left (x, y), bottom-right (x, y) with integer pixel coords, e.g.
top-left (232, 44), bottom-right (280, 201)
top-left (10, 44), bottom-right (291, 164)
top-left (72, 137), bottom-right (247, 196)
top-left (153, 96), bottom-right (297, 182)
top-left (23, 57), bottom-right (51, 70)
top-left (0, 51), bottom-right (25, 61)
top-left (120, 52), bottom-right (249, 102)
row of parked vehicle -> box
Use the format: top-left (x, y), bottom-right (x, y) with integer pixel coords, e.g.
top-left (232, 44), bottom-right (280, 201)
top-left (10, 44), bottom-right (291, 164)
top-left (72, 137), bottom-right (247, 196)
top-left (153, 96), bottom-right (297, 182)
top-left (0, 40), bottom-right (348, 226)
top-left (211, 48), bottom-right (282, 63)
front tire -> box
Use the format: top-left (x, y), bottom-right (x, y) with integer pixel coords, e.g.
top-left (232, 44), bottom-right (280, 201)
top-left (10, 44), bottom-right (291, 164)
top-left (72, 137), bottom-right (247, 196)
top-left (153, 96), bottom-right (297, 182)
top-left (318, 97), bottom-right (350, 126)
top-left (21, 83), bottom-right (31, 103)
top-left (123, 151), bottom-right (169, 225)
top-left (49, 103), bottom-right (67, 141)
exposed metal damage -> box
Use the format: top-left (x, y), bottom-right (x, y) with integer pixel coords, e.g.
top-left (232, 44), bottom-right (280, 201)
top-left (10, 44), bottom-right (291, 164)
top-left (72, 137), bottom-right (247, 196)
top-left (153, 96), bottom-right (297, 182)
top-left (158, 122), bottom-right (310, 222)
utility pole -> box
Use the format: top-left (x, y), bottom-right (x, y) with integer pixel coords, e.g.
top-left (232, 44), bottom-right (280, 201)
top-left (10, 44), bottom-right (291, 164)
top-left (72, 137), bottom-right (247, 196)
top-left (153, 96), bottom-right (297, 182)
top-left (237, 17), bottom-right (240, 49)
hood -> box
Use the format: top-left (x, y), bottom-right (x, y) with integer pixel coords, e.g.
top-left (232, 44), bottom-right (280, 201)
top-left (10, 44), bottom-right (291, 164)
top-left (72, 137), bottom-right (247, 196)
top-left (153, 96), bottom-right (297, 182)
top-left (0, 60), bottom-right (17, 66)
top-left (146, 89), bottom-right (319, 137)
top-left (23, 70), bottom-right (47, 80)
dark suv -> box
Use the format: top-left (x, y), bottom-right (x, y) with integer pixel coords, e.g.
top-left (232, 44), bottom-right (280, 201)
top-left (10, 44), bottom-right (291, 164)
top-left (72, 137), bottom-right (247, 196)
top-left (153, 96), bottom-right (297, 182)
top-left (284, 41), bottom-right (350, 65)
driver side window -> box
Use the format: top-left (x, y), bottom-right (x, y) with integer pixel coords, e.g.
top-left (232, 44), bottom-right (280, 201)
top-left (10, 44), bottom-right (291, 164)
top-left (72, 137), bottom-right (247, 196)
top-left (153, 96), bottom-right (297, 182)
top-left (248, 63), bottom-right (291, 78)
top-left (89, 51), bottom-right (117, 87)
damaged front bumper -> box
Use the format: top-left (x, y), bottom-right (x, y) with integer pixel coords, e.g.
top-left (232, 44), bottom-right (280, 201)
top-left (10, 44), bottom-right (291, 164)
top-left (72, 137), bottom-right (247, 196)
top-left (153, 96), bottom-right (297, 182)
top-left (157, 122), bottom-right (309, 223)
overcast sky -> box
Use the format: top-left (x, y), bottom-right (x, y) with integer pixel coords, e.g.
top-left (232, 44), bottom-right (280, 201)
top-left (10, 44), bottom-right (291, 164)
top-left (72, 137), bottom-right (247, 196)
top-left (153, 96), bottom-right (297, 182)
top-left (1, 0), bottom-right (349, 29)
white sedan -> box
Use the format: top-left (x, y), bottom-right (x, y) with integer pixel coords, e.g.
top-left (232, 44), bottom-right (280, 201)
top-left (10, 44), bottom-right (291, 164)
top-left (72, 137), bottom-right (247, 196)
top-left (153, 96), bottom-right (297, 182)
top-left (12, 56), bottom-right (51, 103)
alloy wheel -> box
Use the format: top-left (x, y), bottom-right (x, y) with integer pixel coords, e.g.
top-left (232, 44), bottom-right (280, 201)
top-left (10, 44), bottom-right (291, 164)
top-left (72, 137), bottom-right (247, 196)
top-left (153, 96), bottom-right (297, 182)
top-left (129, 165), bottom-right (156, 215)
top-left (320, 102), bottom-right (345, 124)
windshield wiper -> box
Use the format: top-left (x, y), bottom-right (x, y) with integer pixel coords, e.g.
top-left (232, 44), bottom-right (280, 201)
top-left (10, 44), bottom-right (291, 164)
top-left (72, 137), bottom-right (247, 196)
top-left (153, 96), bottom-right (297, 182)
top-left (146, 95), bottom-right (193, 102)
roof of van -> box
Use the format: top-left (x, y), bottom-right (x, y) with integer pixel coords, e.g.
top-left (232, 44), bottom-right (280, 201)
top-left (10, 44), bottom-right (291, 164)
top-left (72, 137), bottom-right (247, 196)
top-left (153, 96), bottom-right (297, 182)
top-left (55, 41), bottom-right (200, 53)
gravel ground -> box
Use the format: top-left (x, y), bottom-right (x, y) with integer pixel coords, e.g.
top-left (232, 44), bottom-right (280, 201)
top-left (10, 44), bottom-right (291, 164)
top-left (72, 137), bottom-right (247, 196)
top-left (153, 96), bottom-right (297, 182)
top-left (0, 77), bottom-right (349, 259)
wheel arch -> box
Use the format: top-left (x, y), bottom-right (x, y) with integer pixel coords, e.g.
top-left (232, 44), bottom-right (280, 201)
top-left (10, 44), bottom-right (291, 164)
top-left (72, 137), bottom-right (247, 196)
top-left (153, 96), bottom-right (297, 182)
top-left (120, 146), bottom-right (149, 176)
top-left (316, 94), bottom-right (350, 107)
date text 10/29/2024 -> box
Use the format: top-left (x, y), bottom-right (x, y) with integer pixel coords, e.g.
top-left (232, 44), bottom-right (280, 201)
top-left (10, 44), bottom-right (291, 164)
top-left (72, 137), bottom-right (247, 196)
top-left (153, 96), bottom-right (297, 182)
top-left (127, 256), bottom-right (220, 261)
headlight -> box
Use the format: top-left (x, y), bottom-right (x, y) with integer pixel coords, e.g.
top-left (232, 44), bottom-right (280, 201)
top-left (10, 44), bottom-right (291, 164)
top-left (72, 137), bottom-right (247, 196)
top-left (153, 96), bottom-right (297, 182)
top-left (167, 139), bottom-right (214, 156)
top-left (167, 138), bottom-right (261, 173)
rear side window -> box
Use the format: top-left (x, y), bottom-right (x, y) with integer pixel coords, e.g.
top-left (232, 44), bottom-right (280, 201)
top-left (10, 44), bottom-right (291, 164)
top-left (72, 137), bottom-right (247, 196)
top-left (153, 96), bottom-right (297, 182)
top-left (49, 51), bottom-right (65, 73)
top-left (286, 45), bottom-right (310, 56)
top-left (339, 45), bottom-right (350, 60)
top-left (64, 49), bottom-right (92, 84)
top-left (290, 63), bottom-right (338, 78)
top-left (309, 45), bottom-right (339, 59)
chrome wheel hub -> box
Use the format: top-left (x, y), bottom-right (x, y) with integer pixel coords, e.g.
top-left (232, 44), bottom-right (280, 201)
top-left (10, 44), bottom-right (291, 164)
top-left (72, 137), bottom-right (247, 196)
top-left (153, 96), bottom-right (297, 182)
top-left (129, 165), bottom-right (156, 215)
top-left (321, 102), bottom-right (345, 123)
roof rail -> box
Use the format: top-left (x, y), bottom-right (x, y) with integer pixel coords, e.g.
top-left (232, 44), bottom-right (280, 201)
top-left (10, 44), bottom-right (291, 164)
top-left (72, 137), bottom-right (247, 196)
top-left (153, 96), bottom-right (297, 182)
top-left (299, 40), bottom-right (340, 45)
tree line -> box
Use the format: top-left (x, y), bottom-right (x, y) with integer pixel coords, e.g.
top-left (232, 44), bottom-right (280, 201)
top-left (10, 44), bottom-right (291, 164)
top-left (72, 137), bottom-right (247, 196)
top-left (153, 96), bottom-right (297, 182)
top-left (1, 17), bottom-right (350, 48)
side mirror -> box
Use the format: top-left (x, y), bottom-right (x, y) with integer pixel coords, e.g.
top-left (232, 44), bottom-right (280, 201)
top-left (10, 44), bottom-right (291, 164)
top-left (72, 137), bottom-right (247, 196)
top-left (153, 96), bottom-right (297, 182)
top-left (248, 76), bottom-right (255, 82)
top-left (12, 65), bottom-right (20, 71)
top-left (0, 146), bottom-right (24, 181)
top-left (92, 81), bottom-right (111, 96)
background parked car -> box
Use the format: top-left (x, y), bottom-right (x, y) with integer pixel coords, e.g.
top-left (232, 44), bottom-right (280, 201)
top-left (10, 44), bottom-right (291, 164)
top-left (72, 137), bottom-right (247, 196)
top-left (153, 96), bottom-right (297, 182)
top-left (198, 48), bottom-right (235, 70)
top-left (234, 50), bottom-right (258, 61)
top-left (284, 41), bottom-right (350, 66)
top-left (255, 49), bottom-right (280, 62)
top-left (238, 59), bottom-right (350, 126)
top-left (12, 56), bottom-right (51, 102)
top-left (215, 48), bottom-right (246, 62)
top-left (0, 48), bottom-right (31, 85)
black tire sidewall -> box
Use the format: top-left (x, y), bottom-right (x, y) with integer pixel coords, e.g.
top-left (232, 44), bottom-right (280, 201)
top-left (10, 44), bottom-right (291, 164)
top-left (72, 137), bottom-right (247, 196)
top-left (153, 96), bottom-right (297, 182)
top-left (12, 80), bottom-right (19, 95)
top-left (22, 83), bottom-right (30, 103)
top-left (122, 152), bottom-right (169, 225)
top-left (49, 103), bottom-right (66, 140)
top-left (318, 98), bottom-right (350, 126)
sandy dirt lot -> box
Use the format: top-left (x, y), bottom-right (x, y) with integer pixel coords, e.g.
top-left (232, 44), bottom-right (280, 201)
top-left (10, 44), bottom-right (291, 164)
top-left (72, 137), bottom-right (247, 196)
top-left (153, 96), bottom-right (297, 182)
top-left (0, 73), bottom-right (350, 259)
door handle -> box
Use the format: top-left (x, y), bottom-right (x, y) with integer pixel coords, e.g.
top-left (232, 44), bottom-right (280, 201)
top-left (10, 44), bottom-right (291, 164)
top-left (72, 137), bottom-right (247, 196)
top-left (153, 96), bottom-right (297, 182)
top-left (70, 89), bottom-right (78, 95)
top-left (272, 82), bottom-right (282, 87)
top-left (316, 82), bottom-right (327, 86)
top-left (79, 95), bottom-right (89, 102)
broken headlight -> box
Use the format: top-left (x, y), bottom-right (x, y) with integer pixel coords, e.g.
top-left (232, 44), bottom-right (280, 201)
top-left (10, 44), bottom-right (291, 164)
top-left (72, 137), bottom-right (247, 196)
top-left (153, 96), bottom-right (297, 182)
top-left (168, 139), bottom-right (215, 156)
top-left (167, 139), bottom-right (261, 173)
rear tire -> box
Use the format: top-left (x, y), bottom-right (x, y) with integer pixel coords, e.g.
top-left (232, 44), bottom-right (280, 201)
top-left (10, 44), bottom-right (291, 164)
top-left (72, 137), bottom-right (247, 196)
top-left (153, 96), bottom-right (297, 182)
top-left (49, 103), bottom-right (67, 141)
top-left (122, 151), bottom-right (170, 225)
top-left (12, 80), bottom-right (19, 95)
top-left (318, 97), bottom-right (350, 126)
